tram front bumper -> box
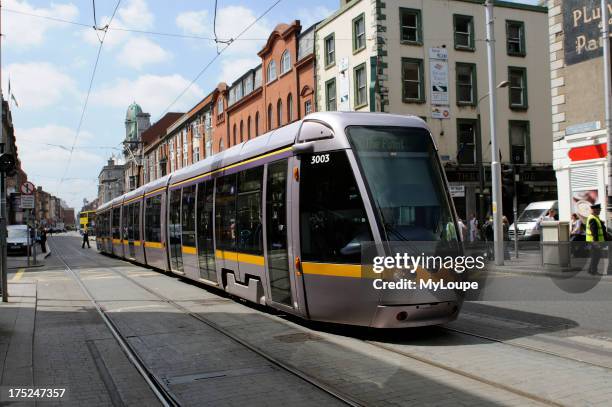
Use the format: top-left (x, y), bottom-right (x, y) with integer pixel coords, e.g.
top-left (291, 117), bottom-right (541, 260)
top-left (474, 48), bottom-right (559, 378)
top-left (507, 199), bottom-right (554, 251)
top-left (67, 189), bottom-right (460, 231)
top-left (369, 301), bottom-right (460, 328)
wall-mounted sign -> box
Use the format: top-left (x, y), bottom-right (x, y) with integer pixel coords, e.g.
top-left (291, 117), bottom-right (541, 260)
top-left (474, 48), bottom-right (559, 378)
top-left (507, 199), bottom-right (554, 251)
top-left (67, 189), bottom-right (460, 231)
top-left (563, 0), bottom-right (612, 66)
top-left (429, 47), bottom-right (449, 106)
top-left (450, 185), bottom-right (466, 198)
top-left (565, 121), bottom-right (601, 135)
top-left (432, 106), bottom-right (450, 119)
top-left (20, 195), bottom-right (35, 209)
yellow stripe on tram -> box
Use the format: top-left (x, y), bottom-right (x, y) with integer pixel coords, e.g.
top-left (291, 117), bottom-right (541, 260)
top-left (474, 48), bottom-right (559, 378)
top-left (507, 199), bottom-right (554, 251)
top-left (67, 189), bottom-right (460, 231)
top-left (301, 262), bottom-right (362, 278)
top-left (134, 241), bottom-right (142, 247)
top-left (112, 239), bottom-right (121, 244)
top-left (215, 250), bottom-right (264, 266)
top-left (182, 245), bottom-right (197, 255)
top-left (144, 241), bottom-right (163, 249)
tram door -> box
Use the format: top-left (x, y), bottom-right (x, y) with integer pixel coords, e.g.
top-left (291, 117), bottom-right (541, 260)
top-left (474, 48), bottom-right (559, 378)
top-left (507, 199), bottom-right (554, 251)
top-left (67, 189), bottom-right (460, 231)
top-left (168, 188), bottom-right (184, 273)
top-left (265, 159), bottom-right (293, 307)
top-left (196, 180), bottom-right (216, 282)
top-left (127, 204), bottom-right (136, 259)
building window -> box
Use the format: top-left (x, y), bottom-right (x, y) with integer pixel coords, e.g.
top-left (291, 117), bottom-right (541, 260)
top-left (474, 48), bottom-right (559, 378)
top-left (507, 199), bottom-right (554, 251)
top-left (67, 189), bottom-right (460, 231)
top-left (268, 104), bottom-right (273, 130)
top-left (324, 33), bottom-right (335, 67)
top-left (219, 138), bottom-right (224, 152)
top-left (401, 58), bottom-right (424, 103)
top-left (457, 119), bottom-right (477, 165)
top-left (217, 98), bottom-right (224, 115)
top-left (325, 78), bottom-right (337, 111)
top-left (506, 20), bottom-right (526, 57)
top-left (240, 120), bottom-right (244, 142)
top-left (509, 120), bottom-right (530, 164)
top-left (352, 13), bottom-right (366, 53)
top-left (267, 60), bottom-right (277, 82)
top-left (454, 14), bottom-right (474, 51)
top-left (281, 50), bottom-right (291, 74)
top-left (287, 93), bottom-right (293, 122)
top-left (509, 67), bottom-right (528, 110)
top-left (233, 124), bottom-right (237, 146)
top-left (456, 63), bottom-right (477, 106)
top-left (193, 144), bottom-right (200, 162)
top-left (354, 63), bottom-right (367, 108)
top-left (247, 116), bottom-right (251, 139)
top-left (305, 100), bottom-right (312, 115)
top-left (400, 8), bottom-right (422, 44)
top-left (255, 112), bottom-right (260, 136)
top-left (277, 99), bottom-right (283, 127)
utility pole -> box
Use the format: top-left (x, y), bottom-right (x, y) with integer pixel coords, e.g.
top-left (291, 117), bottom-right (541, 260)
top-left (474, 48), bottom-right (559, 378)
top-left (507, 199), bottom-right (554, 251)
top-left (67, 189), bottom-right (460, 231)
top-left (0, 0), bottom-right (8, 303)
top-left (602, 0), bottom-right (612, 229)
top-left (485, 0), bottom-right (504, 265)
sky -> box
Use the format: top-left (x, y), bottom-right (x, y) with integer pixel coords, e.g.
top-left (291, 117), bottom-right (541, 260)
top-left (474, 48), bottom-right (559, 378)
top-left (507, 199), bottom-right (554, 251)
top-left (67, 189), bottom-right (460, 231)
top-left (1, 0), bottom-right (541, 210)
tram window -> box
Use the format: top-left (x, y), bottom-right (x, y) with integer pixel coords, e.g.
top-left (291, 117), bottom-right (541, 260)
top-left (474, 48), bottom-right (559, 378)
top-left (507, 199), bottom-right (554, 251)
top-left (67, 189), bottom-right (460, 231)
top-left (145, 195), bottom-right (162, 243)
top-left (127, 204), bottom-right (134, 241)
top-left (169, 188), bottom-right (184, 271)
top-left (133, 202), bottom-right (141, 241)
top-left (215, 174), bottom-right (237, 251)
top-left (122, 206), bottom-right (128, 240)
top-left (181, 185), bottom-right (196, 248)
top-left (236, 167), bottom-right (263, 254)
top-left (300, 151), bottom-right (372, 264)
top-left (112, 209), bottom-right (120, 239)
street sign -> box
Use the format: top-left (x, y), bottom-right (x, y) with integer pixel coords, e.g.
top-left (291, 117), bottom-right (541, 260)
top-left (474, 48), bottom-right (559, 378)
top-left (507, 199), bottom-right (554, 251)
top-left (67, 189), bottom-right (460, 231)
top-left (20, 195), bottom-right (34, 209)
top-left (20, 181), bottom-right (35, 195)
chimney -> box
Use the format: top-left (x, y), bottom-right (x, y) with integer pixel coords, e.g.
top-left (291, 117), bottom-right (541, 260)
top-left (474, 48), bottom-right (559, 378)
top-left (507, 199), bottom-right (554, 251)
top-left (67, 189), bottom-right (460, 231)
top-left (108, 158), bottom-right (114, 166)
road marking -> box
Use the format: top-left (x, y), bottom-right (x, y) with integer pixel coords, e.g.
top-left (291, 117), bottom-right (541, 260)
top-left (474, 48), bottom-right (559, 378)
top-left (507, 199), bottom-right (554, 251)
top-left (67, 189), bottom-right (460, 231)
top-left (12, 268), bottom-right (25, 281)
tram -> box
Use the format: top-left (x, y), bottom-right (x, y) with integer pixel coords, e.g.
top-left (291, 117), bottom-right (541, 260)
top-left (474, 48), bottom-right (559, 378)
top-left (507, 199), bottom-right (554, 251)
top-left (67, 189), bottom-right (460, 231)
top-left (96, 112), bottom-right (464, 328)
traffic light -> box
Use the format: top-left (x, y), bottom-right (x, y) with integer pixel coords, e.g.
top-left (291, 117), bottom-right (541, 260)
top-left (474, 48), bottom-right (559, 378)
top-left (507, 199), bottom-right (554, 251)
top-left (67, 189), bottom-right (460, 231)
top-left (0, 153), bottom-right (15, 174)
top-left (501, 164), bottom-right (515, 197)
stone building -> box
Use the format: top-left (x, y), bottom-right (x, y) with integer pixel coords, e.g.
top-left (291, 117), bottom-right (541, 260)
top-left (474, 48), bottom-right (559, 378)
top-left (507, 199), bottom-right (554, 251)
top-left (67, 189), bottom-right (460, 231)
top-left (123, 102), bottom-right (151, 191)
top-left (315, 0), bottom-right (555, 221)
top-left (548, 0), bottom-right (612, 222)
top-left (98, 157), bottom-right (125, 204)
top-left (141, 112), bottom-right (184, 182)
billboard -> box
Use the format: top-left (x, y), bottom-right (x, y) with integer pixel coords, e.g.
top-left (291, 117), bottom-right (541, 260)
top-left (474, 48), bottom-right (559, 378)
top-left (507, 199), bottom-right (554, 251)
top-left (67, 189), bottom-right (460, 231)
top-left (563, 0), bottom-right (612, 66)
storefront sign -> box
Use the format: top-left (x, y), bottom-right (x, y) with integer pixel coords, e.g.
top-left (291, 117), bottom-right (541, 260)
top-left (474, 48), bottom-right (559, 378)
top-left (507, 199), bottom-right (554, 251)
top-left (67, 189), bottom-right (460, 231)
top-left (429, 48), bottom-right (449, 106)
top-left (563, 0), bottom-right (612, 66)
top-left (450, 185), bottom-right (465, 197)
top-left (431, 106), bottom-right (450, 119)
top-left (568, 143), bottom-right (607, 161)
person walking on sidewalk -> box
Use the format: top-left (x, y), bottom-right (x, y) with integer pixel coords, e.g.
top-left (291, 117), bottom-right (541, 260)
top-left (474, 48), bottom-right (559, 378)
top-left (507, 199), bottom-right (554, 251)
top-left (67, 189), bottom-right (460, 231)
top-left (586, 203), bottom-right (606, 275)
top-left (82, 226), bottom-right (91, 249)
top-left (39, 227), bottom-right (47, 253)
top-left (469, 213), bottom-right (479, 242)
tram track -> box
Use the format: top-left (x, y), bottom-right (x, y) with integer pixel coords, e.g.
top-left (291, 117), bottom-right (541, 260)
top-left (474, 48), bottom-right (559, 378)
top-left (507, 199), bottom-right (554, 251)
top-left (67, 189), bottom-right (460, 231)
top-left (49, 239), bottom-right (363, 407)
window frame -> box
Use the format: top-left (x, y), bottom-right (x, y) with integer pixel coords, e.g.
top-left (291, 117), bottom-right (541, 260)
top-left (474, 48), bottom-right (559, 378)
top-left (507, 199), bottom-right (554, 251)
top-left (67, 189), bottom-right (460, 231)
top-left (401, 57), bottom-right (425, 104)
top-left (456, 118), bottom-right (479, 165)
top-left (353, 62), bottom-right (367, 109)
top-left (352, 13), bottom-right (366, 54)
top-left (324, 33), bottom-right (335, 68)
top-left (280, 50), bottom-right (292, 74)
top-left (453, 14), bottom-right (475, 51)
top-left (508, 66), bottom-right (528, 110)
top-left (267, 60), bottom-right (277, 83)
top-left (506, 20), bottom-right (526, 57)
top-left (455, 62), bottom-right (477, 106)
top-left (325, 78), bottom-right (337, 111)
top-left (399, 7), bottom-right (422, 45)
top-left (509, 120), bottom-right (531, 165)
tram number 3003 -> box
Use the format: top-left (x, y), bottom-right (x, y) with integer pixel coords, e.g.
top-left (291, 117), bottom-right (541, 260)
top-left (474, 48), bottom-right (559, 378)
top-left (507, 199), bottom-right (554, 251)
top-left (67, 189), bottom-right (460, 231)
top-left (310, 154), bottom-right (330, 164)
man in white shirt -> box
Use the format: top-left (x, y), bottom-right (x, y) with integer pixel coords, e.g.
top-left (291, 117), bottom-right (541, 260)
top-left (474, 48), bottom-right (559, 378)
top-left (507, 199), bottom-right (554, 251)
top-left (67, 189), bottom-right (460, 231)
top-left (469, 213), bottom-right (479, 242)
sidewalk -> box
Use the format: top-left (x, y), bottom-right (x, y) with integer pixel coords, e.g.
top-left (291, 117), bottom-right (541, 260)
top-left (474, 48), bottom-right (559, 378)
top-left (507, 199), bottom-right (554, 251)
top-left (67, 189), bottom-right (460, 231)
top-left (8, 243), bottom-right (50, 270)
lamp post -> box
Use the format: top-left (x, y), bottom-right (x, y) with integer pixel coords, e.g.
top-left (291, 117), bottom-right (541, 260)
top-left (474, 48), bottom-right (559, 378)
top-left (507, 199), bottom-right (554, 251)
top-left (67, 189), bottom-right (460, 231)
top-left (476, 80), bottom-right (509, 223)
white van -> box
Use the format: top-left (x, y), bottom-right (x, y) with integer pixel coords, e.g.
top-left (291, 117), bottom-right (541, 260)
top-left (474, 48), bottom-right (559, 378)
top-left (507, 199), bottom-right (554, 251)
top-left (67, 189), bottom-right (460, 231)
top-left (509, 200), bottom-right (558, 241)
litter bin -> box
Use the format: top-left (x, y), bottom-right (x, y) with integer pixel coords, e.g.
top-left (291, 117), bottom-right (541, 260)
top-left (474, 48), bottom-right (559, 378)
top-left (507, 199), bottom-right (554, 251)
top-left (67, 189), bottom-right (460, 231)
top-left (541, 221), bottom-right (570, 268)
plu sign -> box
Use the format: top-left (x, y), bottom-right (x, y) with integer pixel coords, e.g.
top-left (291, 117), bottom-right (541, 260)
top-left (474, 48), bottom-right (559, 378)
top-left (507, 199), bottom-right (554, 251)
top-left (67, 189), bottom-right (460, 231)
top-left (564, 0), bottom-right (612, 66)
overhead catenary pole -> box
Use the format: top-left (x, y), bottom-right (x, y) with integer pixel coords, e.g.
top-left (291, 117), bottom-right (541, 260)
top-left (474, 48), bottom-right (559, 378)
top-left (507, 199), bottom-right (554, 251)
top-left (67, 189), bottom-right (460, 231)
top-left (602, 0), bottom-right (612, 229)
top-left (485, 0), bottom-right (504, 266)
top-left (0, 0), bottom-right (8, 303)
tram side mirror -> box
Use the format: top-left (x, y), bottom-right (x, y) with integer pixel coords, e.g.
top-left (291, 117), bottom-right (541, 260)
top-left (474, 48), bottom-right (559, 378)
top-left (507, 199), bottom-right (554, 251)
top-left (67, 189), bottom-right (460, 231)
top-left (292, 142), bottom-right (315, 154)
top-left (297, 121), bottom-right (334, 143)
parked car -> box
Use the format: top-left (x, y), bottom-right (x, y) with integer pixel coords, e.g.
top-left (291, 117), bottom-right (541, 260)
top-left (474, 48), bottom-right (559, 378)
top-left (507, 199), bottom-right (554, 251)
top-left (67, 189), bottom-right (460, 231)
top-left (509, 200), bottom-right (558, 241)
top-left (7, 225), bottom-right (33, 256)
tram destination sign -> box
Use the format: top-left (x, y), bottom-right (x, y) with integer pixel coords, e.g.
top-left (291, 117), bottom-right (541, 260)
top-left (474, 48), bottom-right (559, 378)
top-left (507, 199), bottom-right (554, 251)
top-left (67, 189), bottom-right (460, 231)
top-left (564, 0), bottom-right (612, 66)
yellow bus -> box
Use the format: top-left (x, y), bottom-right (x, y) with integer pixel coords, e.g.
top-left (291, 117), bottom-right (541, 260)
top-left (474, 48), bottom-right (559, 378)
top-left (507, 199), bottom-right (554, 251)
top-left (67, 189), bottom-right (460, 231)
top-left (79, 210), bottom-right (96, 234)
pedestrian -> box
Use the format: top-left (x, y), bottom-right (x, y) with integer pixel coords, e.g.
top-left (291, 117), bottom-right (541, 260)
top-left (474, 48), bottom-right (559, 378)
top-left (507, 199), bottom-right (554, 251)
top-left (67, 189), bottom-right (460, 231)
top-left (457, 217), bottom-right (468, 242)
top-left (483, 217), bottom-right (494, 258)
top-left (469, 213), bottom-right (479, 242)
top-left (39, 227), bottom-right (47, 253)
top-left (544, 209), bottom-right (557, 221)
top-left (502, 216), bottom-right (511, 260)
top-left (570, 213), bottom-right (585, 241)
top-left (586, 203), bottom-right (606, 275)
top-left (82, 226), bottom-right (91, 249)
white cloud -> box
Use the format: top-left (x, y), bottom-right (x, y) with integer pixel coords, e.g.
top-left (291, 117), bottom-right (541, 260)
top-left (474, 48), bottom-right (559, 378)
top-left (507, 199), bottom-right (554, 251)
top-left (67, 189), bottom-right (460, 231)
top-left (92, 74), bottom-right (204, 116)
top-left (117, 37), bottom-right (171, 70)
top-left (175, 10), bottom-right (209, 36)
top-left (218, 57), bottom-right (261, 84)
top-left (297, 6), bottom-right (333, 28)
top-left (2, 0), bottom-right (79, 48)
top-left (4, 62), bottom-right (79, 109)
top-left (15, 125), bottom-right (105, 208)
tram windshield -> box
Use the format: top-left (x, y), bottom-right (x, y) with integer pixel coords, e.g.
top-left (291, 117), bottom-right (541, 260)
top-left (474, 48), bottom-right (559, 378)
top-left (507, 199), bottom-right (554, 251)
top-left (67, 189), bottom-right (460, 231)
top-left (347, 126), bottom-right (456, 242)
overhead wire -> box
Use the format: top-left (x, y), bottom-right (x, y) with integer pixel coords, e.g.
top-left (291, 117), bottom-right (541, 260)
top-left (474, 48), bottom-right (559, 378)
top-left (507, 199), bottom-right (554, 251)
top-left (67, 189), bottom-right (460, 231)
top-left (57, 0), bottom-right (122, 193)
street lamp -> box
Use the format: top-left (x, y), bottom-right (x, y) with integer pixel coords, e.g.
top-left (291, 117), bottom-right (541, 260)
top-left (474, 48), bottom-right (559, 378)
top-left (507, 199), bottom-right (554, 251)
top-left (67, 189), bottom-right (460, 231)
top-left (476, 80), bottom-right (509, 222)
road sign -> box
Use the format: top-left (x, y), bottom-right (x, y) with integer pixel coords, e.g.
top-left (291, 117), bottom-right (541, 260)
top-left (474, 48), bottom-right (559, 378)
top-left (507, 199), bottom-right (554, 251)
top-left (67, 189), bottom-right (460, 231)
top-left (20, 195), bottom-right (34, 209)
top-left (20, 181), bottom-right (35, 195)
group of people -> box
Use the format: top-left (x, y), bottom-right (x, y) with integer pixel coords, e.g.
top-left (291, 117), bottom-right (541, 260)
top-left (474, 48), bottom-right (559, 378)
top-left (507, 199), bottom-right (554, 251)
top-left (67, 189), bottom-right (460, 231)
top-left (455, 213), bottom-right (513, 243)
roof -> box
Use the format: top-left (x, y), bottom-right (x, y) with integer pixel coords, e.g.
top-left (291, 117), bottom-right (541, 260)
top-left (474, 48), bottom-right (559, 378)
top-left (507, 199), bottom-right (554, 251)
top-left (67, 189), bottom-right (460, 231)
top-left (126, 102), bottom-right (143, 120)
top-left (141, 112), bottom-right (183, 146)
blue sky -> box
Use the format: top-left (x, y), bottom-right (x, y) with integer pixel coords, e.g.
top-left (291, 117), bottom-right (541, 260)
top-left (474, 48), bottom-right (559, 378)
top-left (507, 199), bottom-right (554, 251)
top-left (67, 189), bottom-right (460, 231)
top-left (2, 0), bottom-right (541, 210)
